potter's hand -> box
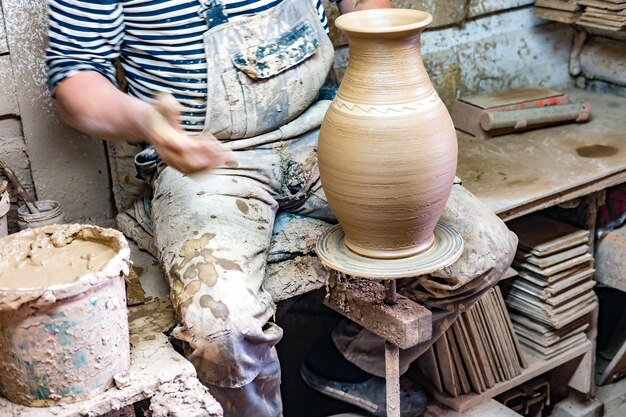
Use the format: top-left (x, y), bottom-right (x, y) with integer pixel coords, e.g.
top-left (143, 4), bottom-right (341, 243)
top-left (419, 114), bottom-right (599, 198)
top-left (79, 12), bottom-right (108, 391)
top-left (142, 93), bottom-right (231, 175)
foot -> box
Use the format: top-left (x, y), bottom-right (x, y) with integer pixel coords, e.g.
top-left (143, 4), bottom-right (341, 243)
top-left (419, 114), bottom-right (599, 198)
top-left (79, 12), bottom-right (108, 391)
top-left (301, 363), bottom-right (427, 417)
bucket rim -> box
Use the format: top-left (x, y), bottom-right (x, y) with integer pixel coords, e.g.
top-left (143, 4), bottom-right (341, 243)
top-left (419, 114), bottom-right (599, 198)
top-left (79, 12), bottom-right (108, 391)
top-left (0, 224), bottom-right (131, 311)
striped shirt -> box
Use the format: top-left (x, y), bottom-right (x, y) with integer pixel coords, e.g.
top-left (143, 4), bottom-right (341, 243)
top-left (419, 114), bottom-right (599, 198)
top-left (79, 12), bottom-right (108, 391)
top-left (46, 0), bottom-right (329, 133)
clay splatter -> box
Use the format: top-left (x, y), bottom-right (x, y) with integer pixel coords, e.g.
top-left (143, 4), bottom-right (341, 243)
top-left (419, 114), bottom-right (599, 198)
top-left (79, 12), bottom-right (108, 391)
top-left (199, 294), bottom-right (230, 320)
top-left (576, 144), bottom-right (618, 158)
top-left (236, 200), bottom-right (249, 214)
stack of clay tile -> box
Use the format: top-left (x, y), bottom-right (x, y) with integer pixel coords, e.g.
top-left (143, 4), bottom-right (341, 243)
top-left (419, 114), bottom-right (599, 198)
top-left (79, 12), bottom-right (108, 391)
top-left (535, 0), bottom-right (582, 23)
top-left (578, 0), bottom-right (626, 32)
top-left (504, 214), bottom-right (596, 359)
top-left (416, 287), bottom-right (527, 397)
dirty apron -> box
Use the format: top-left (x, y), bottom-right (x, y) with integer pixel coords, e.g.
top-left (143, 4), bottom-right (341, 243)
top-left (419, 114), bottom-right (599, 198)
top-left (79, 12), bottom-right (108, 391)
top-left (151, 1), bottom-right (334, 416)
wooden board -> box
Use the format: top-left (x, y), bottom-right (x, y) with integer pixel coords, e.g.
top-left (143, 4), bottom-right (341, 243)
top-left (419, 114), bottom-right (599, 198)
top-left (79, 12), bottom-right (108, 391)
top-left (452, 320), bottom-right (485, 393)
top-left (418, 347), bottom-right (444, 393)
top-left (448, 329), bottom-right (471, 395)
top-left (465, 308), bottom-right (497, 387)
top-left (518, 268), bottom-right (595, 292)
top-left (459, 87), bottom-right (564, 109)
top-left (506, 294), bottom-right (597, 329)
top-left (431, 341), bottom-right (593, 412)
top-left (475, 300), bottom-right (505, 383)
top-left (506, 280), bottom-right (596, 306)
top-left (535, 0), bottom-right (581, 11)
top-left (494, 286), bottom-right (528, 369)
top-left (535, 7), bottom-right (580, 23)
top-left (579, 0), bottom-right (626, 10)
top-left (435, 334), bottom-right (459, 397)
top-left (519, 332), bottom-right (588, 359)
top-left (514, 253), bottom-right (593, 277)
top-left (517, 245), bottom-right (589, 268)
top-left (514, 321), bottom-right (588, 349)
top-left (517, 263), bottom-right (594, 285)
top-left (508, 214), bottom-right (589, 256)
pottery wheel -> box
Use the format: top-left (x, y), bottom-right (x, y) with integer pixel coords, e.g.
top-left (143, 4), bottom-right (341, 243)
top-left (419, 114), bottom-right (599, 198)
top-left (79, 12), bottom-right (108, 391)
top-left (316, 222), bottom-right (464, 280)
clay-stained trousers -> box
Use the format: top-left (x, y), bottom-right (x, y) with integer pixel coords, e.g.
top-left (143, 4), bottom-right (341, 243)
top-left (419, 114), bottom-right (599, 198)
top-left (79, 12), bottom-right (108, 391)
top-left (152, 129), bottom-right (332, 417)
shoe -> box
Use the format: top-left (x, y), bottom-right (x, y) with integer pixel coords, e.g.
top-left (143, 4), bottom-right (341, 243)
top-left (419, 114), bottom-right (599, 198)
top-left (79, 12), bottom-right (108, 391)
top-left (301, 363), bottom-right (427, 417)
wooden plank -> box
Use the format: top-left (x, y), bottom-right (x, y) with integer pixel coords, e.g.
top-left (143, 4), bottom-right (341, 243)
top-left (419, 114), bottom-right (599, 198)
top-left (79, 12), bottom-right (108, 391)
top-left (494, 286), bottom-right (528, 369)
top-left (485, 290), bottom-right (517, 379)
top-left (431, 341), bottom-right (593, 412)
top-left (517, 263), bottom-right (594, 285)
top-left (505, 291), bottom-right (597, 328)
top-left (324, 276), bottom-right (432, 349)
top-left (476, 298), bottom-right (506, 383)
top-left (418, 347), bottom-right (444, 393)
top-left (448, 329), bottom-right (471, 395)
top-left (489, 289), bottom-right (520, 377)
top-left (509, 214), bottom-right (589, 257)
top-left (517, 245), bottom-right (589, 268)
top-left (513, 320), bottom-right (588, 348)
top-left (505, 280), bottom-right (596, 307)
top-left (519, 332), bottom-right (588, 359)
top-left (466, 307), bottom-right (497, 388)
top-left (452, 319), bottom-right (485, 393)
top-left (435, 334), bottom-right (460, 397)
top-left (510, 268), bottom-right (594, 295)
top-left (514, 253), bottom-right (593, 277)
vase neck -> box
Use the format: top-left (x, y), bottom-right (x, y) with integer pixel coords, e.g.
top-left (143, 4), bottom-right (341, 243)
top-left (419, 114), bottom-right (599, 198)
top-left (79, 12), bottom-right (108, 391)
top-left (337, 32), bottom-right (434, 105)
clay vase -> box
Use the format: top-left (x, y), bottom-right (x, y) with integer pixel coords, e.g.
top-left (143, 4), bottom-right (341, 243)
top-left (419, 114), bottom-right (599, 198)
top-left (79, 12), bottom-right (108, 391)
top-left (318, 9), bottom-right (458, 259)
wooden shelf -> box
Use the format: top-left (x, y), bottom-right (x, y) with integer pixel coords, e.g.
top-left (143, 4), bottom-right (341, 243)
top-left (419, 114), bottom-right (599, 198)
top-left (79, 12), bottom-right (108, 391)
top-left (432, 340), bottom-right (593, 412)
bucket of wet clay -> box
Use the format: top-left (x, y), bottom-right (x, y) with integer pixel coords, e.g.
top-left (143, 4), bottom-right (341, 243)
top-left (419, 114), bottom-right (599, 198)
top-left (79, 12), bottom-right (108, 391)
top-left (17, 200), bottom-right (65, 231)
top-left (0, 224), bottom-right (131, 406)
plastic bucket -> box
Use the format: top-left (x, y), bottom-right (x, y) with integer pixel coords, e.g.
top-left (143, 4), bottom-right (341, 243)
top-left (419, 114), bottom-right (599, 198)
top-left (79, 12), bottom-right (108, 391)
top-left (0, 224), bottom-right (131, 406)
top-left (17, 200), bottom-right (65, 231)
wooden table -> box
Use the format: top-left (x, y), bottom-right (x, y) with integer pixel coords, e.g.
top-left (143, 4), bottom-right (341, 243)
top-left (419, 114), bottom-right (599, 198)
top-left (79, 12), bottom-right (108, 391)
top-left (457, 89), bottom-right (626, 221)
top-left (436, 88), bottom-right (626, 414)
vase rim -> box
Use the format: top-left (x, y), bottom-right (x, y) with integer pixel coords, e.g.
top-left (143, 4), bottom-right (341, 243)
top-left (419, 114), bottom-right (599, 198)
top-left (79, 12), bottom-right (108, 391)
top-left (335, 9), bottom-right (433, 36)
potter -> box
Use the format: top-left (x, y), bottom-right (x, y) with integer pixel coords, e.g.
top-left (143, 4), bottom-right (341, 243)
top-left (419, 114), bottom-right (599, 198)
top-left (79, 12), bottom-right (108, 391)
top-left (47, 1), bottom-right (517, 415)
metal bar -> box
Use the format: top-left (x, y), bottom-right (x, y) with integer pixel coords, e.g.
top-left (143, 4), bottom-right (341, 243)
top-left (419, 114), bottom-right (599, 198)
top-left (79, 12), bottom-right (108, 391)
top-left (385, 341), bottom-right (401, 417)
top-left (384, 280), bottom-right (397, 305)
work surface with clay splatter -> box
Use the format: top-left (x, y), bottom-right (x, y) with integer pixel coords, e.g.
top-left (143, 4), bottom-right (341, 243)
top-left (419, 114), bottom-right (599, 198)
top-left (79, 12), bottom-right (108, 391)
top-left (457, 89), bottom-right (626, 219)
